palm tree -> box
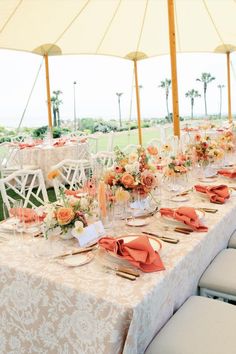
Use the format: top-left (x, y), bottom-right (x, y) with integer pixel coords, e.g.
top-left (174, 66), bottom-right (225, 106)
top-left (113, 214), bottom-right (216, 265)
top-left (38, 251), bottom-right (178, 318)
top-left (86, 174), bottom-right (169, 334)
top-left (196, 73), bottom-right (215, 116)
top-left (51, 90), bottom-right (63, 127)
top-left (217, 84), bottom-right (225, 119)
top-left (159, 79), bottom-right (171, 121)
top-left (185, 89), bottom-right (201, 119)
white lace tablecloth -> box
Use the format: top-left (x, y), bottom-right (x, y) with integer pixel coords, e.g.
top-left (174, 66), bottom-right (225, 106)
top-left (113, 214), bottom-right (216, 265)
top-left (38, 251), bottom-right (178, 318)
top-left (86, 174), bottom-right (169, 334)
top-left (0, 189), bottom-right (236, 354)
top-left (10, 142), bottom-right (90, 186)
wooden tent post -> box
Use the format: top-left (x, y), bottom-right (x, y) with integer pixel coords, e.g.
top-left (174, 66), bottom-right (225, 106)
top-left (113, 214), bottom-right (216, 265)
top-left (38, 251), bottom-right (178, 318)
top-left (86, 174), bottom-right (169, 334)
top-left (167, 0), bottom-right (180, 137)
top-left (133, 59), bottom-right (143, 145)
top-left (44, 54), bottom-right (53, 130)
top-left (227, 52), bottom-right (232, 123)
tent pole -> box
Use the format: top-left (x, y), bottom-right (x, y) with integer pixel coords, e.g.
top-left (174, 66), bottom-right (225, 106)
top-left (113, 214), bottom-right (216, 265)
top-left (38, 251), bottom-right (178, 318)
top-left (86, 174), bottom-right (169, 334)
top-left (44, 54), bottom-right (53, 130)
top-left (226, 52), bottom-right (232, 123)
top-left (167, 0), bottom-right (180, 137)
top-left (133, 59), bottom-right (143, 145)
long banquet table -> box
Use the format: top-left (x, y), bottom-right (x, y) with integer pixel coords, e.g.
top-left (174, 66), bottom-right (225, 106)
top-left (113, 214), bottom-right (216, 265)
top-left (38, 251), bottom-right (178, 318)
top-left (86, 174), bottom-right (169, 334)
top-left (0, 186), bottom-right (236, 354)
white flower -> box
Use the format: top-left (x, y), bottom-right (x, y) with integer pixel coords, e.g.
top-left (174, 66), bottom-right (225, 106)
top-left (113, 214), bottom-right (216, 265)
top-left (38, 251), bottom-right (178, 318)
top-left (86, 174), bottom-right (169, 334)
top-left (128, 152), bottom-right (138, 164)
top-left (74, 221), bottom-right (84, 234)
top-left (125, 161), bottom-right (139, 174)
top-left (80, 197), bottom-right (89, 210)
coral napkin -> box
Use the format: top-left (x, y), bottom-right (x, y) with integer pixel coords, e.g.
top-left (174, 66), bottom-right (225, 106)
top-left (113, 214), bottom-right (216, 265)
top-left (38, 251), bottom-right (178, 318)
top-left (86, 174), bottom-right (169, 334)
top-left (19, 143), bottom-right (35, 149)
top-left (99, 236), bottom-right (165, 272)
top-left (65, 189), bottom-right (84, 197)
top-left (53, 140), bottom-right (66, 147)
top-left (218, 169), bottom-right (236, 179)
top-left (195, 184), bottom-right (230, 204)
top-left (160, 207), bottom-right (208, 232)
top-left (10, 208), bottom-right (45, 223)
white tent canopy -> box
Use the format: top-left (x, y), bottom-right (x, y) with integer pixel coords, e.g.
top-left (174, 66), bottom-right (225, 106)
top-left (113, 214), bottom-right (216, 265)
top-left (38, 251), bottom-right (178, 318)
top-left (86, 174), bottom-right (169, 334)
top-left (0, 0), bottom-right (236, 59)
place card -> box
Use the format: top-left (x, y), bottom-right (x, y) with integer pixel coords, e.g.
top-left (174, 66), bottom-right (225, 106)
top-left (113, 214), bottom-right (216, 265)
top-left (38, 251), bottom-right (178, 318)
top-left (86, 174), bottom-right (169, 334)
top-left (74, 221), bottom-right (106, 247)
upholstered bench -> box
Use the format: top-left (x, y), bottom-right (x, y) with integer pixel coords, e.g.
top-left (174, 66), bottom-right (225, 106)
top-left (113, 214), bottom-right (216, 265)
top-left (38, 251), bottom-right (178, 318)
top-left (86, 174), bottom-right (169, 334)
top-left (145, 296), bottom-right (236, 354)
top-left (199, 248), bottom-right (236, 302)
top-left (228, 230), bottom-right (236, 248)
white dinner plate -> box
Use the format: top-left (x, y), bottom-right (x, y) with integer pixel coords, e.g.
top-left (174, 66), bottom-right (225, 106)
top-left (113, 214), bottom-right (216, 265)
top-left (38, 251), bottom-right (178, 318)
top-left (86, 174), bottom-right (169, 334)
top-left (126, 219), bottom-right (149, 227)
top-left (161, 209), bottom-right (205, 227)
top-left (58, 252), bottom-right (94, 267)
top-left (198, 177), bottom-right (218, 183)
top-left (170, 195), bottom-right (190, 202)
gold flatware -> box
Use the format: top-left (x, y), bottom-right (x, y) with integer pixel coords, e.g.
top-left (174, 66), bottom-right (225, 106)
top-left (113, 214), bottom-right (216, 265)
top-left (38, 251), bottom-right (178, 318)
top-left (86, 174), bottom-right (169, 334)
top-left (175, 189), bottom-right (193, 197)
top-left (198, 207), bottom-right (218, 213)
top-left (142, 231), bottom-right (179, 244)
top-left (161, 226), bottom-right (192, 235)
top-left (115, 271), bottom-right (136, 281)
top-left (54, 246), bottom-right (96, 259)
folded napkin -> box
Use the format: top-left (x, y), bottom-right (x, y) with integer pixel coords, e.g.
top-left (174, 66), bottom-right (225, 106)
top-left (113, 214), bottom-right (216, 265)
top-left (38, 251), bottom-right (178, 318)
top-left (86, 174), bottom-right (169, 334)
top-left (98, 235), bottom-right (165, 272)
top-left (195, 184), bottom-right (230, 204)
top-left (19, 143), bottom-right (35, 149)
top-left (10, 208), bottom-right (45, 223)
top-left (218, 169), bottom-right (236, 179)
top-left (65, 189), bottom-right (84, 197)
top-left (53, 140), bottom-right (66, 147)
top-left (160, 206), bottom-right (208, 232)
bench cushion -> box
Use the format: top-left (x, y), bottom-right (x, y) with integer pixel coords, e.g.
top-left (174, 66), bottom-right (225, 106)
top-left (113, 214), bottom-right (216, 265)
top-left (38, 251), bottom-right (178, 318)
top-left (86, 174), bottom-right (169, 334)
top-left (145, 296), bottom-right (236, 354)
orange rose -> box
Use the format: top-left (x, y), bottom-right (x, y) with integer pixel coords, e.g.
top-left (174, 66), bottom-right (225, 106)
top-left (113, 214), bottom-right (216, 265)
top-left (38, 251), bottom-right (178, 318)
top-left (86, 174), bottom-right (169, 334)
top-left (56, 207), bottom-right (74, 225)
top-left (147, 145), bottom-right (158, 156)
top-left (104, 171), bottom-right (116, 186)
top-left (121, 173), bottom-right (135, 189)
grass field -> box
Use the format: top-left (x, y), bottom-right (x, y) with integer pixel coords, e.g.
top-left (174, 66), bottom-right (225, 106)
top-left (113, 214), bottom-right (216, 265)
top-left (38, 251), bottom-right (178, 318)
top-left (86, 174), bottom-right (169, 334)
top-left (95, 126), bottom-right (171, 151)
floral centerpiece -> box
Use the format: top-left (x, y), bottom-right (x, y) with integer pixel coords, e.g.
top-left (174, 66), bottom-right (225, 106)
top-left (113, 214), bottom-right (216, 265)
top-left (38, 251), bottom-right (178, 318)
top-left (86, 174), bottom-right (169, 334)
top-left (163, 154), bottom-right (191, 177)
top-left (42, 188), bottom-right (96, 239)
top-left (103, 146), bottom-right (158, 198)
top-left (217, 130), bottom-right (235, 153)
top-left (189, 134), bottom-right (224, 164)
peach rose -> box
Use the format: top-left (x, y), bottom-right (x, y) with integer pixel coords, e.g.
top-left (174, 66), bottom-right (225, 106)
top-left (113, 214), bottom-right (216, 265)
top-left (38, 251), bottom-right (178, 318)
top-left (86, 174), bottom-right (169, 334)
top-left (104, 171), bottom-right (116, 186)
top-left (141, 170), bottom-right (157, 191)
top-left (147, 145), bottom-right (158, 156)
top-left (121, 173), bottom-right (135, 189)
top-left (56, 207), bottom-right (74, 225)
top-left (115, 165), bottom-right (124, 173)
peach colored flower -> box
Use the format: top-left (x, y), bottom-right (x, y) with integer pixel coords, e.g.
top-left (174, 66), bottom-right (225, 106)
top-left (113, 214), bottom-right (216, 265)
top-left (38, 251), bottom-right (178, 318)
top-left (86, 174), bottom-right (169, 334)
top-left (104, 171), bottom-right (116, 186)
top-left (121, 173), bottom-right (135, 189)
top-left (128, 152), bottom-right (139, 164)
top-left (56, 207), bottom-right (74, 225)
top-left (147, 145), bottom-right (158, 156)
top-left (194, 134), bottom-right (201, 142)
top-left (115, 188), bottom-right (130, 202)
top-left (141, 170), bottom-right (157, 191)
top-left (47, 169), bottom-right (60, 180)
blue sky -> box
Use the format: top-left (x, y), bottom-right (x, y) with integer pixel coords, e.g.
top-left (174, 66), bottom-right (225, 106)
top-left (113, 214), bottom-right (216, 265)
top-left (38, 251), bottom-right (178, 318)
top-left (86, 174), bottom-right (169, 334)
top-left (0, 49), bottom-right (236, 127)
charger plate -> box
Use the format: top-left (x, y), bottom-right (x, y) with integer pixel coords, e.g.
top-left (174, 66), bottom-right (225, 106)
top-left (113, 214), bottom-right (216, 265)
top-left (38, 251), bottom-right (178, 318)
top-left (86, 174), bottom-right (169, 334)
top-left (57, 252), bottom-right (94, 267)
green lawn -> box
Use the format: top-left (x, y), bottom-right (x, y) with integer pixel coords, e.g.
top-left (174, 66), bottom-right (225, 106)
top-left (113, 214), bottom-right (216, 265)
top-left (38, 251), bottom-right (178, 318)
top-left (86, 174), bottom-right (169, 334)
top-left (96, 127), bottom-right (171, 151)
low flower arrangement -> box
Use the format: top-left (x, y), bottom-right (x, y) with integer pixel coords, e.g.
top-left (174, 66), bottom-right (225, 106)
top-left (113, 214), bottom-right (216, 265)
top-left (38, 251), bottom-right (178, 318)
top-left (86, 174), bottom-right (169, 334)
top-left (104, 146), bottom-right (158, 197)
top-left (190, 134), bottom-right (224, 164)
top-left (217, 131), bottom-right (235, 153)
top-left (163, 154), bottom-right (191, 177)
top-left (43, 188), bottom-right (96, 238)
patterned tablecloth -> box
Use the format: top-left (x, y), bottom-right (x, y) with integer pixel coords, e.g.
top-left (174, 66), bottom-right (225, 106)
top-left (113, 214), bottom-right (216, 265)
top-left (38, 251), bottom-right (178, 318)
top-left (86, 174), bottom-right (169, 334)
top-left (9, 142), bottom-right (90, 186)
top-left (0, 190), bottom-right (236, 354)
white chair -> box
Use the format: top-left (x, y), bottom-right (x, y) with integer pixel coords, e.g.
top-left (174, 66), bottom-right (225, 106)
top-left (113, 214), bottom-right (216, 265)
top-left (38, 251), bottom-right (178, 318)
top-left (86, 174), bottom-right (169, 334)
top-left (0, 169), bottom-right (48, 211)
top-left (106, 131), bottom-right (115, 152)
top-left (92, 151), bottom-right (114, 169)
top-left (145, 296), bottom-right (236, 354)
top-left (122, 144), bottom-right (139, 154)
top-left (199, 248), bottom-right (236, 302)
top-left (49, 159), bottom-right (91, 198)
top-left (228, 230), bottom-right (236, 248)
top-left (0, 142), bottom-right (39, 178)
top-left (74, 142), bottom-right (91, 161)
top-left (87, 135), bottom-right (99, 154)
